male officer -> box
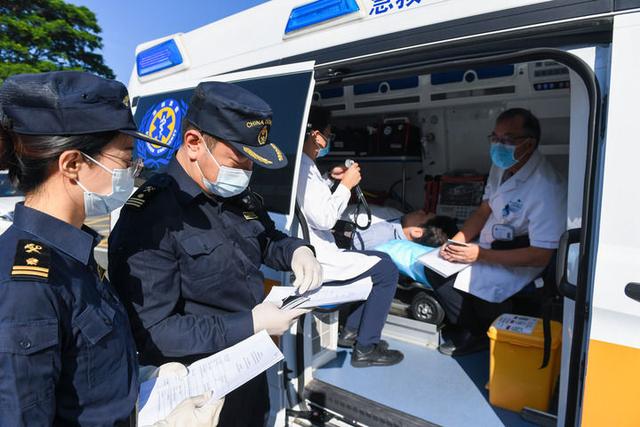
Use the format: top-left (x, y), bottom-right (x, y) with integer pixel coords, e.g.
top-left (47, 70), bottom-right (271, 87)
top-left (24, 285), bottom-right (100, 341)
top-left (426, 108), bottom-right (567, 356)
top-left (109, 82), bottom-right (323, 426)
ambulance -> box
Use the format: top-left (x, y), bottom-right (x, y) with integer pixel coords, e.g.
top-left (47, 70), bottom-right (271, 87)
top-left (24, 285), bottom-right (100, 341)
top-left (124, 1), bottom-right (640, 425)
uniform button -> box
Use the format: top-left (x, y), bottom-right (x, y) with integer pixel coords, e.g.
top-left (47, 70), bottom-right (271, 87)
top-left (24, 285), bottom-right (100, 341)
top-left (20, 340), bottom-right (31, 350)
top-left (103, 316), bottom-right (113, 326)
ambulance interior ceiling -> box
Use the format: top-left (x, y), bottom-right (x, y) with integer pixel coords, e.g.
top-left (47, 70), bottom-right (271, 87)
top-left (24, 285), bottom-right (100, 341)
top-left (314, 59), bottom-right (571, 212)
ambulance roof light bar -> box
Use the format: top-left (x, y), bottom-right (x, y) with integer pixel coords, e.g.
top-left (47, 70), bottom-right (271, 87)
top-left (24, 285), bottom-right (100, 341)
top-left (136, 38), bottom-right (184, 78)
top-left (285, 0), bottom-right (361, 35)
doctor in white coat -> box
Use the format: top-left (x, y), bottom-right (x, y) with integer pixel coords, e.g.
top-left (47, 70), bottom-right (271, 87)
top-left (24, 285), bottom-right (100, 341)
top-left (426, 108), bottom-right (567, 356)
top-left (296, 106), bottom-right (403, 368)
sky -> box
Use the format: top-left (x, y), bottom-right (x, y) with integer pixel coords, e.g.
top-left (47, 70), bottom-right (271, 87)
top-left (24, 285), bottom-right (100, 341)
top-left (68, 0), bottom-right (270, 82)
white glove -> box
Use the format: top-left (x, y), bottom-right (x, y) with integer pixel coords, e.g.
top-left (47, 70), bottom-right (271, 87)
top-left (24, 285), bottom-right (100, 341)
top-left (252, 301), bottom-right (309, 335)
top-left (152, 393), bottom-right (224, 427)
top-left (290, 246), bottom-right (323, 294)
top-left (141, 363), bottom-right (225, 427)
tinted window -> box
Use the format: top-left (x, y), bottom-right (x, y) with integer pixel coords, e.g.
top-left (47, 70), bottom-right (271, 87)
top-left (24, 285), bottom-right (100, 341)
top-left (132, 71), bottom-right (313, 215)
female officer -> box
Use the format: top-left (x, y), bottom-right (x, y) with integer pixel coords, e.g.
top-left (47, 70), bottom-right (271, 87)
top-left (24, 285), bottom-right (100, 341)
top-left (0, 71), bottom-right (165, 426)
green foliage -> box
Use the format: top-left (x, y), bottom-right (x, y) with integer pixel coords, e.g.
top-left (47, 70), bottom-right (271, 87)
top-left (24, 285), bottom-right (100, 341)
top-left (0, 0), bottom-right (114, 82)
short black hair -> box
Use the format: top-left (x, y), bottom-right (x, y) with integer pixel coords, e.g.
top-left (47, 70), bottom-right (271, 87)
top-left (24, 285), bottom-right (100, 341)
top-left (414, 216), bottom-right (459, 247)
top-left (307, 105), bottom-right (331, 133)
top-left (496, 108), bottom-right (541, 144)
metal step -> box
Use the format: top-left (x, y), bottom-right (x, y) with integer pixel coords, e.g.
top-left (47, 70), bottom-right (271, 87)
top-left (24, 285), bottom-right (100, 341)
top-left (381, 314), bottom-right (440, 348)
top-left (305, 379), bottom-right (439, 427)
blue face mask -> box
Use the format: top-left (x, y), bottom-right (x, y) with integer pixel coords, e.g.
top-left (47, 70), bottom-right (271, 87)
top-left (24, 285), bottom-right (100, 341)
top-left (490, 143), bottom-right (518, 169)
top-left (197, 143), bottom-right (252, 198)
top-left (317, 140), bottom-right (331, 158)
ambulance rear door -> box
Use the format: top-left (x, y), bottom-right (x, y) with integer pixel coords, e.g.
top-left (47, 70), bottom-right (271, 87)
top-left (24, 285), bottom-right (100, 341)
top-left (131, 61), bottom-right (316, 234)
top-left (570, 12), bottom-right (640, 427)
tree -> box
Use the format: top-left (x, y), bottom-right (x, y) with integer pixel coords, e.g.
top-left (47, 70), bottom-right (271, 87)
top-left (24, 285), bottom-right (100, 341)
top-left (0, 0), bottom-right (114, 82)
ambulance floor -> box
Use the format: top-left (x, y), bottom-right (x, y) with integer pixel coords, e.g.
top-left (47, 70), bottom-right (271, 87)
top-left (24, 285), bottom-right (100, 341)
top-left (313, 338), bottom-right (537, 427)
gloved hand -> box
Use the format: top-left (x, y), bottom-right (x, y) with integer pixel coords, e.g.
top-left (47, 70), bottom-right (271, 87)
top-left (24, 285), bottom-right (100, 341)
top-left (252, 301), bottom-right (309, 335)
top-left (152, 393), bottom-right (224, 427)
top-left (291, 246), bottom-right (323, 294)
top-left (140, 362), bottom-right (225, 427)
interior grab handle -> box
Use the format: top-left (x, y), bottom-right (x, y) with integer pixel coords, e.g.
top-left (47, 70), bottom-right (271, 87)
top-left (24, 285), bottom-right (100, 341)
top-left (556, 228), bottom-right (581, 300)
top-left (625, 283), bottom-right (640, 303)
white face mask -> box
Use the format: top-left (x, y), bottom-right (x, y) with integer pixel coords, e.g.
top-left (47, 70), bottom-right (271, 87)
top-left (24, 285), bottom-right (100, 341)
top-left (76, 153), bottom-right (136, 217)
top-left (197, 142), bottom-right (252, 198)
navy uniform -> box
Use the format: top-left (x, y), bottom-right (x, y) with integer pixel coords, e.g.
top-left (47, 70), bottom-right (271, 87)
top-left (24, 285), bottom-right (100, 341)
top-left (109, 82), bottom-right (309, 426)
top-left (0, 72), bottom-right (165, 426)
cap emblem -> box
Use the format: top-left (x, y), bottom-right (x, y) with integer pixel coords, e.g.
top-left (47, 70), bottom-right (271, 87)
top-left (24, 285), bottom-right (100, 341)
top-left (258, 126), bottom-right (269, 146)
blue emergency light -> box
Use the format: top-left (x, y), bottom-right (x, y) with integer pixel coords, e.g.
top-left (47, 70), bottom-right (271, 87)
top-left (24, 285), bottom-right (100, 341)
top-left (285, 0), bottom-right (360, 34)
top-left (136, 39), bottom-right (184, 77)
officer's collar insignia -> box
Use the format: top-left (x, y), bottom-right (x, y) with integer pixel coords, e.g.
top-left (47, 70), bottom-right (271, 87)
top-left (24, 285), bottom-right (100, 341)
top-left (12, 240), bottom-right (50, 281)
top-left (243, 211), bottom-right (259, 220)
top-left (125, 185), bottom-right (158, 209)
top-left (122, 95), bottom-right (130, 108)
top-left (257, 126), bottom-right (269, 146)
top-left (242, 146), bottom-right (273, 165)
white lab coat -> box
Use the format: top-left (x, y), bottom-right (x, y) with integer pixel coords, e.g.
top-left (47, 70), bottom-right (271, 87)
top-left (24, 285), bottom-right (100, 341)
top-left (454, 150), bottom-right (567, 303)
top-left (296, 154), bottom-right (380, 282)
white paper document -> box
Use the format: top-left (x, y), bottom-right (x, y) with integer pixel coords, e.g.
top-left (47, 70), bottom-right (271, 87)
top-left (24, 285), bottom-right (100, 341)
top-left (416, 249), bottom-right (470, 278)
top-left (264, 277), bottom-right (373, 309)
top-left (137, 330), bottom-right (283, 426)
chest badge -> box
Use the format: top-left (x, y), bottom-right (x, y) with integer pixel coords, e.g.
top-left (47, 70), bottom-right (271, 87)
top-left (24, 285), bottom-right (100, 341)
top-left (243, 211), bottom-right (259, 221)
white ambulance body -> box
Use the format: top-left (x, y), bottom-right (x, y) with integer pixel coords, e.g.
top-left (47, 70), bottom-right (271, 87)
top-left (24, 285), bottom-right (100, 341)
top-left (126, 1), bottom-right (640, 426)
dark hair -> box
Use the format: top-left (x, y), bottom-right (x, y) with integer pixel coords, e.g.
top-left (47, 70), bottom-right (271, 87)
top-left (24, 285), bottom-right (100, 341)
top-left (414, 215), bottom-right (459, 247)
top-left (0, 126), bottom-right (118, 194)
top-left (496, 108), bottom-right (541, 145)
top-left (307, 105), bottom-right (331, 134)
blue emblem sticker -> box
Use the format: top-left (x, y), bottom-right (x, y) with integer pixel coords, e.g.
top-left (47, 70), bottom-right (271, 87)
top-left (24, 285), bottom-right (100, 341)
top-left (136, 98), bottom-right (188, 169)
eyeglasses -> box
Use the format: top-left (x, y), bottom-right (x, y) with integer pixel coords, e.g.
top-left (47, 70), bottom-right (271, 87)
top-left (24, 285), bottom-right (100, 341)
top-left (487, 133), bottom-right (532, 146)
top-left (93, 152), bottom-right (145, 178)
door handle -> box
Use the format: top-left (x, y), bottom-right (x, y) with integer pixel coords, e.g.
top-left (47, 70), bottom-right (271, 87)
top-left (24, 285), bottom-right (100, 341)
top-left (625, 283), bottom-right (640, 303)
top-left (556, 228), bottom-right (581, 300)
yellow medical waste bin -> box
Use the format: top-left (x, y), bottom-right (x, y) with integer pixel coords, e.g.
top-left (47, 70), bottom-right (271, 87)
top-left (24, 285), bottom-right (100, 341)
top-left (487, 314), bottom-right (562, 412)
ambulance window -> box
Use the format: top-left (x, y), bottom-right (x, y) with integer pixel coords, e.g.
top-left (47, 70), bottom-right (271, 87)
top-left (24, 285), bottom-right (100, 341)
top-left (235, 72), bottom-right (312, 214)
top-left (133, 71), bottom-right (313, 215)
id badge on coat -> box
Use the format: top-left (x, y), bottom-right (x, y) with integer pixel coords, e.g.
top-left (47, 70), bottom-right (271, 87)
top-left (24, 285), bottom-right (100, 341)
top-left (492, 224), bottom-right (515, 241)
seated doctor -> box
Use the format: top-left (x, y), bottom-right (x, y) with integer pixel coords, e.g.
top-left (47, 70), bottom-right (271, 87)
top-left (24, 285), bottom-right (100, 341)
top-left (297, 106), bottom-right (404, 367)
top-left (425, 108), bottom-right (567, 356)
top-left (352, 210), bottom-right (459, 250)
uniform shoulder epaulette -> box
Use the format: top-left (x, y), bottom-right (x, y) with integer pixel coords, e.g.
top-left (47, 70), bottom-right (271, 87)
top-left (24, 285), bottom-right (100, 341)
top-left (124, 175), bottom-right (171, 210)
top-left (11, 240), bottom-right (51, 282)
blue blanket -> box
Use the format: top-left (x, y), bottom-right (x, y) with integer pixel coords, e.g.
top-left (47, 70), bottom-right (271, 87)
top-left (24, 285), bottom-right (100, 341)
top-left (374, 239), bottom-right (435, 286)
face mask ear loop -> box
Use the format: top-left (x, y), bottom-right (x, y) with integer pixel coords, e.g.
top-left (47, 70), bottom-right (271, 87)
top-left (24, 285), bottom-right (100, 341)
top-left (197, 138), bottom-right (221, 186)
top-left (74, 178), bottom-right (92, 194)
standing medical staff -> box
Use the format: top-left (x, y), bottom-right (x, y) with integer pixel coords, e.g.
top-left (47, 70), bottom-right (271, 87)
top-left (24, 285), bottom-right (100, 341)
top-left (427, 108), bottom-right (567, 356)
top-left (109, 81), bottom-right (322, 427)
top-left (297, 106), bottom-right (403, 367)
top-left (0, 71), bottom-right (162, 426)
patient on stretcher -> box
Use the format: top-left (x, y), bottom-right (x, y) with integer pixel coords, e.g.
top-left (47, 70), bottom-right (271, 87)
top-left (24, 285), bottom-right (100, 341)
top-left (344, 206), bottom-right (458, 285)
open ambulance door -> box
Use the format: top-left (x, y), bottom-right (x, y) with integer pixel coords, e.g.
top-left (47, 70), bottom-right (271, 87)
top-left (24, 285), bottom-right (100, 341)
top-left (289, 43), bottom-right (607, 425)
top-left (130, 61), bottom-right (316, 234)
top-left (563, 12), bottom-right (640, 427)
